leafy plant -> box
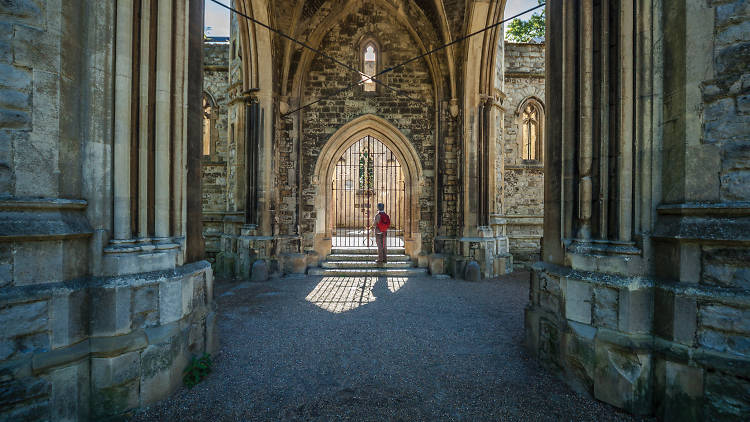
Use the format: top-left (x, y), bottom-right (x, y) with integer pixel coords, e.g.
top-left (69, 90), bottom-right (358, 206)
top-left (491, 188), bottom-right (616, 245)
top-left (183, 353), bottom-right (213, 388)
top-left (506, 0), bottom-right (546, 43)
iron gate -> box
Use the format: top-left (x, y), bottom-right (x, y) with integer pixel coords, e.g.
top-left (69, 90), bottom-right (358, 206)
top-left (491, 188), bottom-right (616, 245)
top-left (332, 135), bottom-right (405, 248)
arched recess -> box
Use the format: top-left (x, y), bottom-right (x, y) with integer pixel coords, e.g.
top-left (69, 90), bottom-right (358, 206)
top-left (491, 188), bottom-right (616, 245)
top-left (287, 0), bottom-right (447, 105)
top-left (312, 115), bottom-right (424, 258)
top-left (461, 0), bottom-right (507, 233)
top-left (231, 0), bottom-right (275, 234)
top-left (516, 96), bottom-right (545, 162)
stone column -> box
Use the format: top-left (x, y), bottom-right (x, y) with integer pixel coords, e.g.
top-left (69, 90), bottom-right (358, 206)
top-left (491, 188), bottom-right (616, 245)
top-left (617, 0), bottom-right (634, 242)
top-left (138, 0), bottom-right (151, 240)
top-left (172, 0), bottom-right (187, 249)
top-left (113, 0), bottom-right (134, 241)
top-left (577, 0), bottom-right (594, 241)
top-left (154, 0), bottom-right (172, 240)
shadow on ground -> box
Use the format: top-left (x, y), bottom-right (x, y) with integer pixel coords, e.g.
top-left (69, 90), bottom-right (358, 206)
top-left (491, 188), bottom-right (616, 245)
top-left (131, 271), bottom-right (651, 421)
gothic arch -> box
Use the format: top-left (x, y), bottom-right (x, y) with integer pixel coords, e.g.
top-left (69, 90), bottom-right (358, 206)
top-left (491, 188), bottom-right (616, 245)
top-left (516, 96), bottom-right (545, 162)
top-left (312, 114), bottom-right (424, 258)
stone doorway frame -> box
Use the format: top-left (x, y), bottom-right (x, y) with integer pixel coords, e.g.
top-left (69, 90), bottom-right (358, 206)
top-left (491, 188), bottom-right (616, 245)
top-left (312, 114), bottom-right (423, 259)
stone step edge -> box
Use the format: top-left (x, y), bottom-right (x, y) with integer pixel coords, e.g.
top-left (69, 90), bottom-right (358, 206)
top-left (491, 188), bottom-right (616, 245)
top-left (321, 262), bottom-right (415, 269)
top-left (326, 254), bottom-right (412, 261)
top-left (308, 268), bottom-right (428, 276)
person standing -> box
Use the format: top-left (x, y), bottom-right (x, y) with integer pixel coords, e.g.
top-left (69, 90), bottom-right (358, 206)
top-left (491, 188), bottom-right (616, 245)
top-left (373, 203), bottom-right (390, 265)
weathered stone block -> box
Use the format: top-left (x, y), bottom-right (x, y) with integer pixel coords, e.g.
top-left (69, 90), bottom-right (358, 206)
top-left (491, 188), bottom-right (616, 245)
top-left (704, 371), bottom-right (750, 421)
top-left (0, 377), bottom-right (50, 408)
top-left (417, 252), bottom-right (429, 268)
top-left (428, 253), bottom-right (446, 275)
top-left (672, 296), bottom-right (697, 345)
top-left (181, 274), bottom-right (195, 318)
top-left (593, 287), bottom-right (618, 329)
top-left (51, 289), bottom-right (88, 349)
top-left (618, 288), bottom-right (653, 334)
top-left (0, 300), bottom-right (48, 339)
top-left (47, 360), bottom-right (89, 422)
top-left (464, 260), bottom-right (481, 281)
top-left (91, 351), bottom-right (140, 389)
top-left (132, 285), bottom-right (158, 328)
top-left (656, 360), bottom-right (704, 421)
top-left (281, 253), bottom-right (307, 274)
top-left (697, 329), bottom-right (750, 356)
top-left (700, 304), bottom-right (750, 334)
top-left (251, 260), bottom-right (268, 282)
top-left (159, 279), bottom-right (183, 325)
top-left (91, 379), bottom-right (139, 420)
top-left (594, 340), bottom-right (652, 415)
top-left (563, 321), bottom-right (596, 394)
top-left (90, 286), bottom-right (132, 336)
top-left (13, 241), bottom-right (63, 285)
top-left (565, 279), bottom-right (592, 324)
top-left (139, 340), bottom-right (186, 404)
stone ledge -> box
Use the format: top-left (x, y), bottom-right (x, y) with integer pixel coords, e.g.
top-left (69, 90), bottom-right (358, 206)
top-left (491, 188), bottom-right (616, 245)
top-left (0, 197), bottom-right (92, 241)
top-left (654, 337), bottom-right (750, 374)
top-left (533, 261), bottom-right (654, 290)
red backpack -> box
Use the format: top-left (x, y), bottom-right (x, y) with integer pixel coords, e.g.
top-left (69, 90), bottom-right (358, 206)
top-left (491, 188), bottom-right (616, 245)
top-left (377, 212), bottom-right (391, 232)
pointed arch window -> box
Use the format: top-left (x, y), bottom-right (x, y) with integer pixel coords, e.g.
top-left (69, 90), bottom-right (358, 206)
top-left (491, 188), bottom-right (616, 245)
top-left (202, 93), bottom-right (218, 158)
top-left (361, 41), bottom-right (378, 92)
top-left (519, 99), bottom-right (544, 162)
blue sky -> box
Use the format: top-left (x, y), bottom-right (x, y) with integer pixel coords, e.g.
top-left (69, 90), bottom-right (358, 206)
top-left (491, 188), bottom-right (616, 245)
top-left (204, 0), bottom-right (541, 38)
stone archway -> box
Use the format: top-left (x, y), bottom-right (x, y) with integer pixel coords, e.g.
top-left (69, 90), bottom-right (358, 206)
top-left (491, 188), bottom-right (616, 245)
top-left (312, 115), bottom-right (423, 259)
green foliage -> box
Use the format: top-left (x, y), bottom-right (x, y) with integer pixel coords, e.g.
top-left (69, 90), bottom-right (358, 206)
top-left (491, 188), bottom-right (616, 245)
top-left (506, 1), bottom-right (546, 43)
top-left (183, 353), bottom-right (213, 389)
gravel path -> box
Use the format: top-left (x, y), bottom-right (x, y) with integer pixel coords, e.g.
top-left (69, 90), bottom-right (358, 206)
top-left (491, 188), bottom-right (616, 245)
top-left (132, 272), bottom-right (647, 421)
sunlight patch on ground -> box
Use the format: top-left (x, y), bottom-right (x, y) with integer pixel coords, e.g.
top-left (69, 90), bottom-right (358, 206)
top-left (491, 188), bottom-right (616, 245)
top-left (387, 277), bottom-right (407, 293)
top-left (306, 276), bottom-right (409, 313)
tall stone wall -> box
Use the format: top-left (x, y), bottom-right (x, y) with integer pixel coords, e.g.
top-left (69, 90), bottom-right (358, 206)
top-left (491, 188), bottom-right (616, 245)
top-left (0, 1), bottom-right (216, 420)
top-left (202, 42), bottom-right (230, 263)
top-left (297, 2), bottom-right (436, 253)
top-left (502, 42), bottom-right (545, 268)
top-left (527, 1), bottom-right (750, 419)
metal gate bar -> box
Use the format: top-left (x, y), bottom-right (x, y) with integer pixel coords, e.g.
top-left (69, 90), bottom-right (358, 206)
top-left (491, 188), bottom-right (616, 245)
top-left (332, 135), bottom-right (405, 248)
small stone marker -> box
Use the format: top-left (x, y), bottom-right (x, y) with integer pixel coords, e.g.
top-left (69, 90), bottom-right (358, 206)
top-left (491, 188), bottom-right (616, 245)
top-left (251, 260), bottom-right (269, 282)
top-left (465, 261), bottom-right (481, 282)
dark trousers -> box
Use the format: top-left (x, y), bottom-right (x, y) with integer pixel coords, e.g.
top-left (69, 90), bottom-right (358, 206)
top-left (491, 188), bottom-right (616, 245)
top-left (376, 232), bottom-right (387, 263)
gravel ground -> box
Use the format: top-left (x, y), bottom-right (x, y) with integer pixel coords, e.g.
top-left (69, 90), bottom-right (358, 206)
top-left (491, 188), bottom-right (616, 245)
top-left (131, 272), bottom-right (650, 421)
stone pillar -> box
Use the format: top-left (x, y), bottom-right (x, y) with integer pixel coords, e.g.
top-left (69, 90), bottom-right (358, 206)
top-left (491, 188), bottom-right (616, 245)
top-left (137, 0), bottom-right (152, 241)
top-left (113, 0), bottom-right (134, 241)
top-left (617, 0), bottom-right (634, 243)
top-left (154, 0), bottom-right (172, 240)
top-left (576, 0), bottom-right (594, 242)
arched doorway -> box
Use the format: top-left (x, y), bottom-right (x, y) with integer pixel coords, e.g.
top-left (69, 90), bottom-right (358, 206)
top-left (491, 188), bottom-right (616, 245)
top-left (313, 115), bottom-right (423, 259)
top-left (331, 135), bottom-right (405, 248)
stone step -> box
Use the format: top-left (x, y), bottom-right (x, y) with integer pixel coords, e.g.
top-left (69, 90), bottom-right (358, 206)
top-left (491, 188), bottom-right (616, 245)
top-left (326, 253), bottom-right (412, 262)
top-left (308, 267), bottom-right (428, 277)
top-left (331, 246), bottom-right (406, 255)
top-left (321, 260), bottom-right (413, 269)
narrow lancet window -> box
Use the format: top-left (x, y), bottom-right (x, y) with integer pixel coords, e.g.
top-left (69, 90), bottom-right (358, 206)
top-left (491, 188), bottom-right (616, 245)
top-left (202, 94), bottom-right (214, 157)
top-left (362, 43), bottom-right (377, 92)
top-left (521, 102), bottom-right (541, 161)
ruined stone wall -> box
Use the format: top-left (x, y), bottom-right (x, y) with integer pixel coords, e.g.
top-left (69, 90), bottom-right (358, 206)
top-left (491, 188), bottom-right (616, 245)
top-left (202, 42), bottom-right (230, 262)
top-left (0, 2), bottom-right (216, 420)
top-left (502, 42), bottom-right (544, 266)
top-left (297, 2), bottom-right (436, 253)
top-left (527, 1), bottom-right (750, 419)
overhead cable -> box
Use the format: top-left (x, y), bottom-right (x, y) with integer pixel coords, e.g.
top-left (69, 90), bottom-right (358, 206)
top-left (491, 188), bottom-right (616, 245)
top-left (207, 0), bottom-right (421, 101)
top-left (283, 1), bottom-right (546, 116)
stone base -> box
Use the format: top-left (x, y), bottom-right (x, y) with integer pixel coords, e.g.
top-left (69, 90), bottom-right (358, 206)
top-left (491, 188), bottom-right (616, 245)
top-left (457, 234), bottom-right (513, 278)
top-left (526, 262), bottom-right (750, 418)
top-left (0, 262), bottom-right (217, 421)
